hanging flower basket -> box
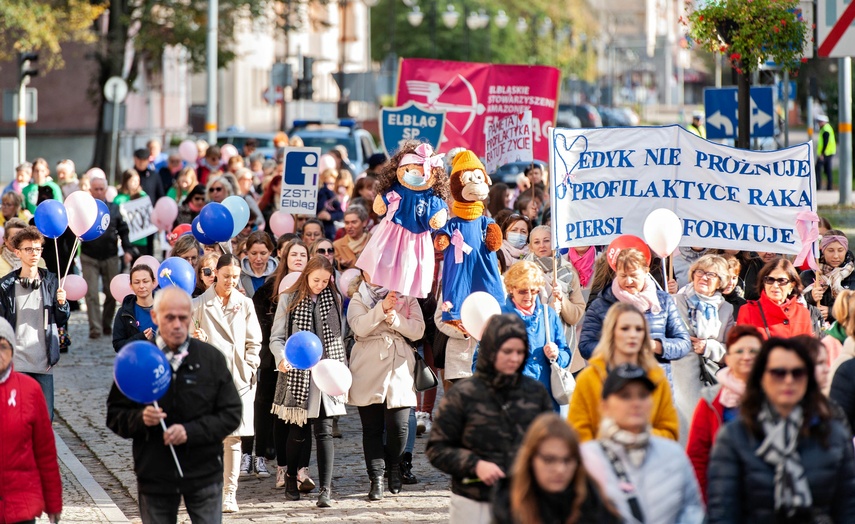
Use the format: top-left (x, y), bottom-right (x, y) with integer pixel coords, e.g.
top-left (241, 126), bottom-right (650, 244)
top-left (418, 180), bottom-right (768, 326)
top-left (682, 0), bottom-right (809, 74)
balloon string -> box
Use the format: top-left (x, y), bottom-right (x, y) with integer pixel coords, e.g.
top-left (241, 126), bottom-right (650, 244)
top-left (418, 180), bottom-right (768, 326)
top-left (60, 237), bottom-right (80, 289)
top-left (53, 238), bottom-right (61, 286)
top-left (153, 400), bottom-right (184, 478)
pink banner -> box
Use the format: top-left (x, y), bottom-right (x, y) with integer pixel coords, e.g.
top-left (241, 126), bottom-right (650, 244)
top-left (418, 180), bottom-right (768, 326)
top-left (396, 59), bottom-right (561, 162)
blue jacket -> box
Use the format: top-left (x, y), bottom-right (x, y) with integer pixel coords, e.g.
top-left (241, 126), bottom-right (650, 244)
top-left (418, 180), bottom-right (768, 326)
top-left (579, 285), bottom-right (691, 383)
top-left (501, 296), bottom-right (571, 412)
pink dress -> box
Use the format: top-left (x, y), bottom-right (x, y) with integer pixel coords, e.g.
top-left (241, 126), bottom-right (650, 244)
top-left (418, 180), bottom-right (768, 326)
top-left (355, 184), bottom-right (447, 298)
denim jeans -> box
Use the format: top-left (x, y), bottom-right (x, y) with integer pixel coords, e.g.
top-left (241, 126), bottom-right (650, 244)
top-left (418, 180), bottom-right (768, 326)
top-left (138, 481), bottom-right (222, 524)
top-left (23, 372), bottom-right (54, 422)
top-left (404, 407), bottom-right (416, 454)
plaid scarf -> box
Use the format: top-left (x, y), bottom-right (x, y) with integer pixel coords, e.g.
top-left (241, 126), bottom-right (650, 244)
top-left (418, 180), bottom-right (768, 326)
top-left (272, 286), bottom-right (345, 426)
top-left (756, 403), bottom-right (813, 516)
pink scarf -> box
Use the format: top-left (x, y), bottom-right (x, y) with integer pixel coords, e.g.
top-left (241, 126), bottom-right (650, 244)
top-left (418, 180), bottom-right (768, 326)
top-left (716, 367), bottom-right (746, 408)
top-left (611, 275), bottom-right (661, 314)
top-left (568, 247), bottom-right (596, 287)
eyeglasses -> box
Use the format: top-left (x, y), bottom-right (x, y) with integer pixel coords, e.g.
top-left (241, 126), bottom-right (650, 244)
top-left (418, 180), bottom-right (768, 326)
top-left (763, 276), bottom-right (792, 287)
top-left (535, 453), bottom-right (578, 468)
top-left (514, 288), bottom-right (540, 296)
top-left (316, 248), bottom-right (334, 255)
top-left (693, 269), bottom-right (720, 280)
top-left (730, 348), bottom-right (761, 356)
top-left (20, 247), bottom-right (43, 254)
top-left (208, 186), bottom-right (224, 193)
top-left (766, 367), bottom-right (808, 382)
top-left (201, 268), bottom-right (213, 277)
top-left (503, 213), bottom-right (531, 228)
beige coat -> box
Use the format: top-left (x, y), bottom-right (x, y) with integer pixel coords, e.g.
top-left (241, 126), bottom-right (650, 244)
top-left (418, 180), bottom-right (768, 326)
top-left (192, 286), bottom-right (262, 436)
top-left (347, 291), bottom-right (425, 408)
top-left (434, 293), bottom-right (474, 380)
top-left (536, 257), bottom-right (587, 373)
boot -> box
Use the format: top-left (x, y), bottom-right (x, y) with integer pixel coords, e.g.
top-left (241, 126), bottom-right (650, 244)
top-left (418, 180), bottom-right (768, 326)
top-left (285, 474), bottom-right (301, 501)
top-left (317, 487), bottom-right (332, 508)
top-left (387, 467), bottom-right (403, 494)
top-left (399, 452), bottom-right (418, 484)
top-left (368, 476), bottom-right (384, 501)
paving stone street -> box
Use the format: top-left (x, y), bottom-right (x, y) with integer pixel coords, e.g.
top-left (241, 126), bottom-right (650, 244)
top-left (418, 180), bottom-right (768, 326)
top-left (50, 308), bottom-right (452, 523)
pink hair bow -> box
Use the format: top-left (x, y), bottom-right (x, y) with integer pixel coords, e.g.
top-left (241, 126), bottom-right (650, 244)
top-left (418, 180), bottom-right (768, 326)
top-left (450, 230), bottom-right (473, 264)
top-left (793, 208), bottom-right (819, 270)
top-left (400, 143), bottom-right (445, 182)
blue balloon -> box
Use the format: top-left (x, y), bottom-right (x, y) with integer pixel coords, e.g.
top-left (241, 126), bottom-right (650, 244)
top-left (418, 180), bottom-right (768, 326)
top-left (285, 331), bottom-right (324, 370)
top-left (191, 216), bottom-right (216, 245)
top-left (80, 199), bottom-right (111, 241)
top-left (34, 200), bottom-right (68, 239)
top-left (222, 196), bottom-right (250, 238)
top-left (198, 202), bottom-right (234, 243)
top-left (113, 341), bottom-right (171, 404)
top-left (157, 257), bottom-right (196, 295)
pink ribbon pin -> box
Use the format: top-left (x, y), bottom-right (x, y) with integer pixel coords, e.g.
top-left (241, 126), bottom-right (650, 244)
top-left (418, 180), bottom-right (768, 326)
top-left (384, 191), bottom-right (402, 220)
top-left (793, 208), bottom-right (820, 269)
top-left (400, 143), bottom-right (445, 182)
top-left (450, 230), bottom-right (473, 264)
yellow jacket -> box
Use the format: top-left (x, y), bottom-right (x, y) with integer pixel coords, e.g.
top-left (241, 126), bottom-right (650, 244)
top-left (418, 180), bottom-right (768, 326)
top-left (568, 354), bottom-right (679, 442)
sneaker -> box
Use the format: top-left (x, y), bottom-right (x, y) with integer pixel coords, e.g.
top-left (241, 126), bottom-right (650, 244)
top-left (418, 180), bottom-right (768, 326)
top-left (255, 457), bottom-right (271, 478)
top-left (275, 466), bottom-right (286, 488)
top-left (239, 453), bottom-right (252, 478)
top-left (297, 467), bottom-right (316, 492)
top-left (222, 492), bottom-right (239, 513)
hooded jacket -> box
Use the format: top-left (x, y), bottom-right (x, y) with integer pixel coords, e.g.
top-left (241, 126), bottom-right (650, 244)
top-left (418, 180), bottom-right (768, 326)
top-left (426, 314), bottom-right (553, 502)
top-left (239, 257), bottom-right (278, 298)
top-left (0, 317), bottom-right (62, 523)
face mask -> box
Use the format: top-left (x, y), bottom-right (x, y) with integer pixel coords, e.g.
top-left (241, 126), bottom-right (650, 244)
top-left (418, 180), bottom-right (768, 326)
top-left (402, 169), bottom-right (427, 187)
top-left (507, 232), bottom-right (527, 249)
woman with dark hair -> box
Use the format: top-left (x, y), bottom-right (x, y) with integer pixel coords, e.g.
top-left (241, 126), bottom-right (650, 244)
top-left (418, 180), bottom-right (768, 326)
top-left (240, 231), bottom-right (277, 298)
top-left (708, 337), bottom-right (855, 523)
top-left (492, 413), bottom-right (620, 524)
top-left (112, 264), bottom-right (157, 352)
top-left (427, 314), bottom-right (553, 524)
top-left (801, 229), bottom-right (855, 323)
top-left (496, 213), bottom-right (530, 274)
top-left (269, 256), bottom-right (346, 508)
top-left (114, 169), bottom-right (149, 257)
top-left (686, 325), bottom-right (763, 502)
top-left (514, 192), bottom-right (540, 228)
top-left (193, 252), bottom-right (218, 297)
top-left (192, 254), bottom-right (262, 513)
top-left (736, 257), bottom-right (814, 339)
top-left (258, 174), bottom-right (282, 225)
top-left (486, 182), bottom-right (512, 218)
top-left (169, 235), bottom-right (201, 267)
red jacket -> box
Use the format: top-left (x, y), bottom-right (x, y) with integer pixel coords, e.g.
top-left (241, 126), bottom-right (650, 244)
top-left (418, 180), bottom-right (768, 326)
top-left (0, 371), bottom-right (62, 523)
top-left (736, 292), bottom-right (814, 339)
top-left (686, 387), bottom-right (725, 503)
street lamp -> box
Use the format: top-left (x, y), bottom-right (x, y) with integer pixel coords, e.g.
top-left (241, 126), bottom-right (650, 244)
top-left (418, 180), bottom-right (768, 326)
top-left (494, 10), bottom-right (509, 29)
top-left (442, 5), bottom-right (459, 29)
top-left (407, 5), bottom-right (424, 26)
top-left (516, 17), bottom-right (528, 33)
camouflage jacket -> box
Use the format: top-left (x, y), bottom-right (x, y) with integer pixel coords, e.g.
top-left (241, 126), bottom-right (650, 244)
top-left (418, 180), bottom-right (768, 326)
top-left (426, 374), bottom-right (552, 501)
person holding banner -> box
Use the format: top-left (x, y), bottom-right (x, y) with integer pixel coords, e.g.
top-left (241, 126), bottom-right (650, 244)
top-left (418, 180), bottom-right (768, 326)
top-left (737, 258), bottom-right (815, 339)
top-left (115, 169), bottom-right (151, 259)
top-left (801, 230), bottom-right (855, 324)
top-left (107, 287), bottom-right (242, 523)
top-left (501, 261), bottom-right (571, 412)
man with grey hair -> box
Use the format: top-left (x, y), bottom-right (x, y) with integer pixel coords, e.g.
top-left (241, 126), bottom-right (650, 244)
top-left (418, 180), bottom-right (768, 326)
top-left (55, 159), bottom-right (79, 199)
top-left (107, 287), bottom-right (241, 523)
top-left (333, 205), bottom-right (370, 270)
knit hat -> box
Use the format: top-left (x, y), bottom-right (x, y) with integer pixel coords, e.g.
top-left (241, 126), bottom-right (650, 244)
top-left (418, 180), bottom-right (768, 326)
top-left (451, 150), bottom-right (486, 176)
top-left (0, 317), bottom-right (17, 353)
top-left (476, 313), bottom-right (528, 377)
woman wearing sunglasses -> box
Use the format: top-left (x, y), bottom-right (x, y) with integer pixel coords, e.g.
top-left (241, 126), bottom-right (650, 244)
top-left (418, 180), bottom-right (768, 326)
top-left (309, 239), bottom-right (336, 268)
top-left (736, 258), bottom-right (815, 339)
top-left (707, 337), bottom-right (855, 523)
top-left (194, 252), bottom-right (219, 297)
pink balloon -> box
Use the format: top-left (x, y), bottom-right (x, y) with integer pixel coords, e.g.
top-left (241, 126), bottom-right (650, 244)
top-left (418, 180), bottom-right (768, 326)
top-left (337, 268), bottom-right (361, 296)
top-left (153, 197), bottom-right (179, 231)
top-left (319, 153), bottom-right (337, 172)
top-left (134, 255), bottom-right (161, 288)
top-left (279, 271), bottom-right (301, 294)
top-left (269, 211), bottom-right (295, 237)
top-left (63, 274), bottom-right (88, 301)
top-left (106, 186), bottom-right (118, 203)
top-left (65, 191), bottom-right (99, 236)
top-left (178, 140), bottom-right (198, 163)
top-left (220, 144), bottom-right (239, 162)
top-left (110, 274), bottom-right (133, 302)
top-left (85, 167), bottom-right (106, 180)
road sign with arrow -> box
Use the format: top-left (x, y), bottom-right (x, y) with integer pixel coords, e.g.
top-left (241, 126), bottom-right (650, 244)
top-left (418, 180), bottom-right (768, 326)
top-left (704, 86), bottom-right (776, 140)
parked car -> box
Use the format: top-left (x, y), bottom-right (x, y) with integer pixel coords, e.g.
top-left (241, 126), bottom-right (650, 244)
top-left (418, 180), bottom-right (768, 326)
top-left (489, 160), bottom-right (549, 189)
top-left (556, 109), bottom-right (583, 129)
top-left (288, 119), bottom-right (380, 173)
top-left (559, 103), bottom-right (603, 128)
top-left (215, 132), bottom-right (277, 158)
top-left (616, 106), bottom-right (641, 126)
top-left (597, 106), bottom-right (634, 127)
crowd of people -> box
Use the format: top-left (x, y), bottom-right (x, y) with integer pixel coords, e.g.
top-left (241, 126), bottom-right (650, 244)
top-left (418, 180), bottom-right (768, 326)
top-left (3, 134), bottom-right (855, 524)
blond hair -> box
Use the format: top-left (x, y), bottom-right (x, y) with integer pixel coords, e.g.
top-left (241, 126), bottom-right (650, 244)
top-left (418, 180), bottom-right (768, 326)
top-left (615, 248), bottom-right (649, 273)
top-left (689, 254), bottom-right (730, 291)
top-left (833, 290), bottom-right (855, 337)
top-left (503, 260), bottom-right (546, 292)
top-left (591, 302), bottom-right (659, 372)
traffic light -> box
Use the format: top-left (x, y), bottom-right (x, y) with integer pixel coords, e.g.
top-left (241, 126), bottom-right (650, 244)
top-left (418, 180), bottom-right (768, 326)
top-left (295, 57), bottom-right (314, 100)
top-left (19, 51), bottom-right (38, 85)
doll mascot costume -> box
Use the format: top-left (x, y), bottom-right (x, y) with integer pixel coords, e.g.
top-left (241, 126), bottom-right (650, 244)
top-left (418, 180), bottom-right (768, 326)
top-left (434, 150), bottom-right (504, 327)
top-left (355, 140), bottom-right (450, 298)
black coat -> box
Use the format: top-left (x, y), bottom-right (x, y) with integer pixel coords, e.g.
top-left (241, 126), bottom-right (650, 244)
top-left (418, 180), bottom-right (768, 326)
top-left (251, 277), bottom-right (276, 371)
top-left (112, 294), bottom-right (150, 352)
top-left (491, 476), bottom-right (621, 524)
top-left (81, 201), bottom-right (134, 260)
top-left (707, 417), bottom-right (855, 523)
top-left (106, 338), bottom-right (241, 495)
top-left (830, 358), bottom-right (855, 434)
top-left (139, 167), bottom-right (165, 206)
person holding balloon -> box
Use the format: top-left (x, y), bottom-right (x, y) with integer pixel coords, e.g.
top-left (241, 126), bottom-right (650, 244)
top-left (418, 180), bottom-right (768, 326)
top-left (0, 225), bottom-right (68, 420)
top-left (191, 254), bottom-right (262, 513)
top-left (112, 265), bottom-right (158, 352)
top-left (347, 270), bottom-right (425, 500)
top-left (270, 256), bottom-right (347, 508)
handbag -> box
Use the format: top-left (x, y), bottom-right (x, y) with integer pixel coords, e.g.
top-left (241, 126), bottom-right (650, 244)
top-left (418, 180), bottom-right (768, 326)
top-left (550, 358), bottom-right (575, 405)
top-left (413, 349), bottom-right (439, 392)
top-left (698, 354), bottom-right (718, 386)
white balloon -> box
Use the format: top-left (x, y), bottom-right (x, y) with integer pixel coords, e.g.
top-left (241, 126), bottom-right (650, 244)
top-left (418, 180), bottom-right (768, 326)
top-left (643, 208), bottom-right (682, 258)
top-left (460, 292), bottom-right (502, 341)
top-left (64, 191), bottom-right (99, 237)
top-left (311, 359), bottom-right (352, 397)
